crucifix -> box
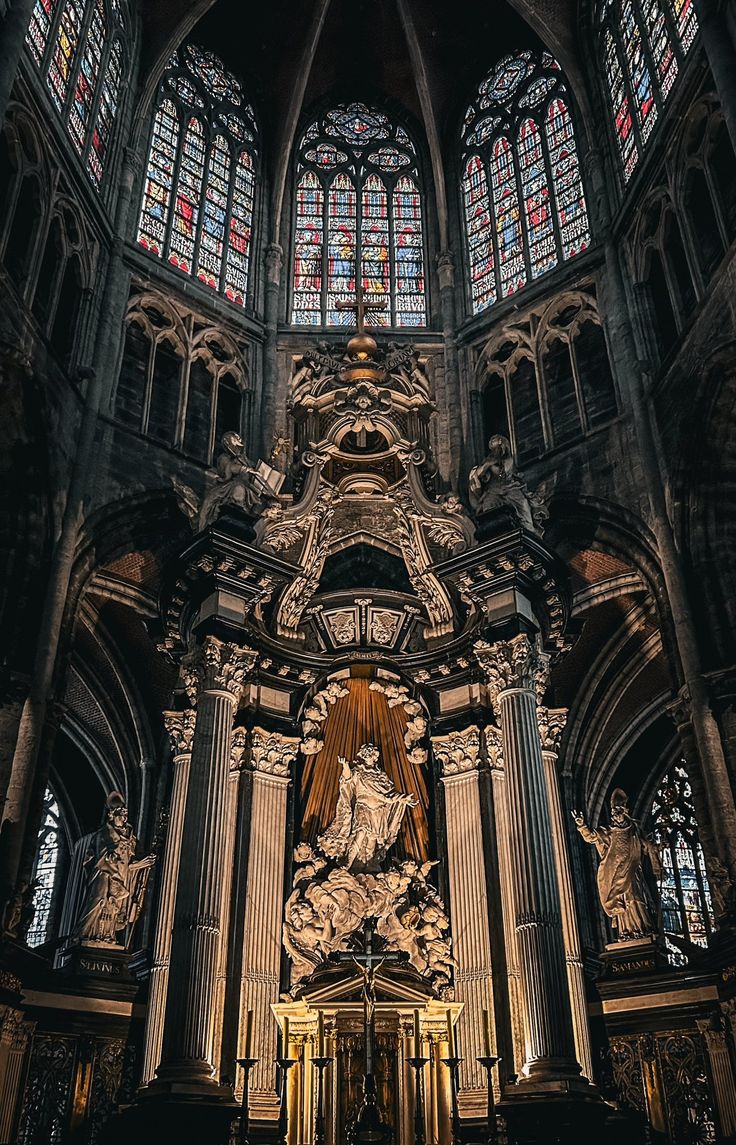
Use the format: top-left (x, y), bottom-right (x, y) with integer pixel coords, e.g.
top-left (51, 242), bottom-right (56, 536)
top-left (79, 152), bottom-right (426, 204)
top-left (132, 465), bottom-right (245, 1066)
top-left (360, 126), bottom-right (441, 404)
top-left (330, 921), bottom-right (405, 1143)
top-left (335, 276), bottom-right (388, 334)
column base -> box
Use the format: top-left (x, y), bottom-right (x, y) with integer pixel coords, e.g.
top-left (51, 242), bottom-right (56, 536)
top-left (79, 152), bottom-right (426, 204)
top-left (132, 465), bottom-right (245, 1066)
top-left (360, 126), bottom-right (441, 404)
top-left (499, 1086), bottom-right (607, 1145)
top-left (106, 1094), bottom-right (239, 1145)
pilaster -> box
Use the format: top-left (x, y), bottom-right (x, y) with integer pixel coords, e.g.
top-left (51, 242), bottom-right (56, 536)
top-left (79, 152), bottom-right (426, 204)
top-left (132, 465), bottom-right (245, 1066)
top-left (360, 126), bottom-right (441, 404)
top-left (434, 726), bottom-right (497, 1114)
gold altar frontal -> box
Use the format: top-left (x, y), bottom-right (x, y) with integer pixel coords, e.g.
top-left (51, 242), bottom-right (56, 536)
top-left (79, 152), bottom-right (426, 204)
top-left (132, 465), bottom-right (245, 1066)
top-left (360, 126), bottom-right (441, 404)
top-left (272, 971), bottom-right (463, 1145)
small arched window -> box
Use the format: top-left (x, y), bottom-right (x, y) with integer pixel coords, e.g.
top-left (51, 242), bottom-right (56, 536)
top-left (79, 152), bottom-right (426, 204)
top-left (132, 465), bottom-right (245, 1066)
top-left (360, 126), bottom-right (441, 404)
top-left (461, 51), bottom-right (590, 316)
top-left (27, 786), bottom-right (63, 948)
top-left (291, 102), bottom-right (427, 328)
top-left (137, 45), bottom-right (259, 308)
top-left (598, 0), bottom-right (698, 181)
top-left (25, 0), bottom-right (128, 188)
top-left (649, 762), bottom-right (714, 965)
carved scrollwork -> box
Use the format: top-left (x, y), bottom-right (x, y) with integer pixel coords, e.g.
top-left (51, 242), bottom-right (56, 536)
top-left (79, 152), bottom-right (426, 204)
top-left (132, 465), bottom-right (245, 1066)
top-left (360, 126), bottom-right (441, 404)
top-left (432, 727), bottom-right (481, 777)
top-left (473, 633), bottom-right (550, 713)
top-left (251, 728), bottom-right (300, 778)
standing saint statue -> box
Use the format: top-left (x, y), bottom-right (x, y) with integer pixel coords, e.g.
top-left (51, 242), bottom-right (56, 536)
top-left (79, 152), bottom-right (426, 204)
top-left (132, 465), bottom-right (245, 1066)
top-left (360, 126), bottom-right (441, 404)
top-left (317, 743), bottom-right (418, 873)
top-left (573, 788), bottom-right (662, 941)
top-left (76, 792), bottom-right (155, 946)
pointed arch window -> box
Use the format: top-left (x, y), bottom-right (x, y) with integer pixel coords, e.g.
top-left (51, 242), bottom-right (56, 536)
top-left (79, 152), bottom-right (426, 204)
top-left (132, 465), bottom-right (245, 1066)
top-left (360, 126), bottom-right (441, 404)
top-left (461, 50), bottom-right (590, 316)
top-left (137, 45), bottom-right (259, 309)
top-left (25, 0), bottom-right (128, 189)
top-left (291, 102), bottom-right (427, 327)
top-left (649, 763), bottom-right (715, 966)
top-left (598, 0), bottom-right (699, 180)
top-left (27, 786), bottom-right (63, 948)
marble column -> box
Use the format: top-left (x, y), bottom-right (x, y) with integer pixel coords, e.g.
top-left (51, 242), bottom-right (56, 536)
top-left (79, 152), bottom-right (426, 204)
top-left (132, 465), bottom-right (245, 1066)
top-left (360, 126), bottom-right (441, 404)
top-left (237, 728), bottom-right (298, 1116)
top-left (140, 710), bottom-right (195, 1085)
top-left (436, 250), bottom-right (465, 490)
top-left (434, 726), bottom-right (497, 1115)
top-left (0, 0), bottom-right (37, 128)
top-left (537, 707), bottom-right (594, 1082)
top-left (0, 998), bottom-right (33, 1143)
top-left (474, 634), bottom-right (582, 1087)
top-left (697, 1017), bottom-right (736, 1136)
top-left (155, 638), bottom-right (255, 1091)
top-left (485, 724), bottom-right (526, 1077)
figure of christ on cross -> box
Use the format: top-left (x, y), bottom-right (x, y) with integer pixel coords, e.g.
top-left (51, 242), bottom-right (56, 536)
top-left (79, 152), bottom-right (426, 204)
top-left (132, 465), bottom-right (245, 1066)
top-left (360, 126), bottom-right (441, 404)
top-left (329, 922), bottom-right (405, 1143)
top-left (335, 277), bottom-right (388, 335)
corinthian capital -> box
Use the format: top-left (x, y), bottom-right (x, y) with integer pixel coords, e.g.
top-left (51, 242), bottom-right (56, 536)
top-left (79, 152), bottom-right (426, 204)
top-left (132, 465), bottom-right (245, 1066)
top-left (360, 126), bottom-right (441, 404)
top-left (433, 727), bottom-right (481, 777)
top-left (251, 728), bottom-right (300, 777)
top-left (183, 637), bottom-right (257, 702)
top-left (484, 724), bottom-right (505, 771)
top-left (473, 633), bottom-right (549, 712)
top-left (230, 727), bottom-right (248, 771)
top-left (163, 709), bottom-right (197, 757)
top-left (537, 707), bottom-right (568, 755)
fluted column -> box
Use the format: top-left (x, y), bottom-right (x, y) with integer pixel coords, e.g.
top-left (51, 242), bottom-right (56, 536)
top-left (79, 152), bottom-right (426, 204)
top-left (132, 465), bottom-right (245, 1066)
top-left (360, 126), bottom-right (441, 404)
top-left (474, 634), bottom-right (582, 1087)
top-left (537, 707), bottom-right (594, 1082)
top-left (156, 638), bottom-right (255, 1090)
top-left (237, 728), bottom-right (298, 1116)
top-left (434, 726), bottom-right (497, 1115)
top-left (140, 709), bottom-right (196, 1085)
top-left (485, 724), bottom-right (526, 1076)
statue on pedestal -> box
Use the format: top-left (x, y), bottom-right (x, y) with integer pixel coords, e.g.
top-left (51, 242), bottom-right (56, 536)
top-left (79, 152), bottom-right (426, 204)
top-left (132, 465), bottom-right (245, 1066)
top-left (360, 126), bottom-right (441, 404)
top-left (75, 792), bottom-right (155, 947)
top-left (573, 788), bottom-right (662, 941)
top-left (174, 431), bottom-right (284, 532)
top-left (468, 434), bottom-right (549, 535)
top-left (283, 743), bottom-right (455, 995)
top-left (317, 743), bottom-right (418, 874)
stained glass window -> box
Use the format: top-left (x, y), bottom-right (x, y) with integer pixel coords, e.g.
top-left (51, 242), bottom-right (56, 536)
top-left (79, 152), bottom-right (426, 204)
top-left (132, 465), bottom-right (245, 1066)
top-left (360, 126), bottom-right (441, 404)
top-left (598, 0), bottom-right (698, 180)
top-left (650, 763), bottom-right (715, 967)
top-left (137, 46), bottom-right (259, 308)
top-left (291, 102), bottom-right (427, 327)
top-left (27, 787), bottom-right (62, 948)
top-left (26, 0), bottom-right (127, 188)
top-left (461, 50), bottom-right (590, 315)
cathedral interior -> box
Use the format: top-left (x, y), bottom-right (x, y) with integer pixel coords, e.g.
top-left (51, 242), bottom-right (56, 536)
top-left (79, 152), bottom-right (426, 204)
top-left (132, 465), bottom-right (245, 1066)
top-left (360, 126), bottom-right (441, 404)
top-left (1, 0), bottom-right (736, 1142)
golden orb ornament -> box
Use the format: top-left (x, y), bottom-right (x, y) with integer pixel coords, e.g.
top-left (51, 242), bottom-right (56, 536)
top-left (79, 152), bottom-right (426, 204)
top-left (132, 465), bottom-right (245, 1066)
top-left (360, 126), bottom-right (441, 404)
top-left (347, 331), bottom-right (378, 360)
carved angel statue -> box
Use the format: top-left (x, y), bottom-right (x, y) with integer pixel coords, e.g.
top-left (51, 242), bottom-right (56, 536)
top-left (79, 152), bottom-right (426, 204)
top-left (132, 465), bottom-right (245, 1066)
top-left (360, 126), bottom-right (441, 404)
top-left (317, 743), bottom-right (418, 874)
top-left (573, 788), bottom-right (662, 942)
top-left (468, 434), bottom-right (549, 535)
top-left (174, 431), bottom-right (283, 532)
top-left (76, 792), bottom-right (155, 946)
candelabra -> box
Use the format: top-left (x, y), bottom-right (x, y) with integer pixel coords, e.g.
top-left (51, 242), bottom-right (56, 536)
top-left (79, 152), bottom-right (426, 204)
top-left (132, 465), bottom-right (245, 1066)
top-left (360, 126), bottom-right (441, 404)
top-left (235, 1057), bottom-right (259, 1145)
top-left (477, 1056), bottom-right (501, 1145)
top-left (442, 1055), bottom-right (463, 1145)
top-left (312, 1056), bottom-right (333, 1145)
top-left (276, 1056), bottom-right (298, 1145)
top-left (407, 1056), bottom-right (429, 1145)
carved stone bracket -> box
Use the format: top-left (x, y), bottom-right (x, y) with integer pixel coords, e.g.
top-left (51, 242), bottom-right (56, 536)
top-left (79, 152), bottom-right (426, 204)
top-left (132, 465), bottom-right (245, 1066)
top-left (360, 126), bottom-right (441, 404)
top-left (473, 633), bottom-right (550, 715)
top-left (432, 727), bottom-right (481, 776)
top-left (251, 728), bottom-right (300, 778)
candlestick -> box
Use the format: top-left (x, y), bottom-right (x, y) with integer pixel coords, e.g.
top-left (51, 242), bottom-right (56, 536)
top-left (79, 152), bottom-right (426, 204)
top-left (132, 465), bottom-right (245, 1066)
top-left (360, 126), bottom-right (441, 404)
top-left (276, 1057), bottom-right (298, 1145)
top-left (413, 1008), bottom-right (421, 1059)
top-left (446, 1009), bottom-right (456, 1057)
top-left (477, 1056), bottom-right (501, 1145)
top-left (244, 1009), bottom-right (253, 1059)
top-left (235, 1056), bottom-right (259, 1145)
top-left (318, 1009), bottom-right (325, 1057)
top-left (408, 1055), bottom-right (429, 1145)
top-left (442, 1055), bottom-right (463, 1145)
top-left (312, 1055), bottom-right (333, 1145)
